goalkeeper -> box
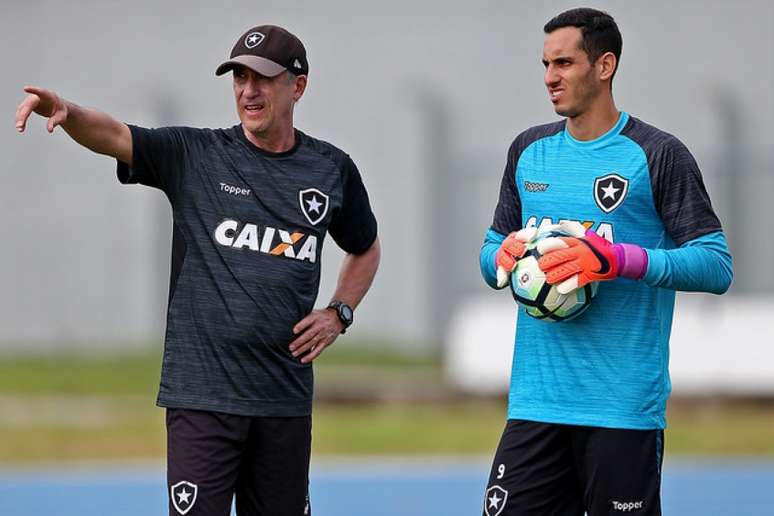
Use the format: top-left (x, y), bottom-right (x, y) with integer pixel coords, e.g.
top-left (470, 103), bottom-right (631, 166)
top-left (478, 8), bottom-right (732, 516)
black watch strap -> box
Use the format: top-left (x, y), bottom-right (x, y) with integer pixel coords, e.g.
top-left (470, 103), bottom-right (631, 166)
top-left (327, 300), bottom-right (353, 334)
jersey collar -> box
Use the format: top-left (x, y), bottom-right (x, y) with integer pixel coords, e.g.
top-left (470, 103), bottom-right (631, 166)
top-left (563, 111), bottom-right (630, 150)
top-left (235, 125), bottom-right (303, 158)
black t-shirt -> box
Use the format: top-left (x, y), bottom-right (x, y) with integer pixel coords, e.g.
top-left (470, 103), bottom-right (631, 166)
top-left (117, 124), bottom-right (377, 416)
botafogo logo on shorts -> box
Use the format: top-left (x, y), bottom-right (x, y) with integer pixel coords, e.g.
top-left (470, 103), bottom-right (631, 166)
top-left (484, 485), bottom-right (508, 516)
top-left (214, 219), bottom-right (318, 263)
top-left (171, 480), bottom-right (198, 515)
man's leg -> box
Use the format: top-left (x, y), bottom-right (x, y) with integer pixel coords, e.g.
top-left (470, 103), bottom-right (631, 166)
top-left (166, 408), bottom-right (249, 516)
top-left (571, 426), bottom-right (664, 516)
top-left (482, 420), bottom-right (584, 516)
top-left (235, 415), bottom-right (312, 516)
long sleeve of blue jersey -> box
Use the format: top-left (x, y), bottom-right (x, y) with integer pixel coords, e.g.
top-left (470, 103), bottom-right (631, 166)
top-left (643, 231), bottom-right (733, 294)
top-left (624, 122), bottom-right (733, 294)
top-left (480, 229), bottom-right (506, 289)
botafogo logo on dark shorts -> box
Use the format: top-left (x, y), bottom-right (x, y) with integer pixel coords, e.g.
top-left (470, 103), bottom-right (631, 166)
top-left (484, 485), bottom-right (508, 516)
top-left (171, 480), bottom-right (198, 515)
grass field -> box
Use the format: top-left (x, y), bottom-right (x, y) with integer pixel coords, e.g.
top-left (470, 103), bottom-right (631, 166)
top-left (1, 347), bottom-right (773, 463)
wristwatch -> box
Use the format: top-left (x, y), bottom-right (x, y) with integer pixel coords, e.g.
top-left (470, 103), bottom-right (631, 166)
top-left (327, 300), bottom-right (354, 333)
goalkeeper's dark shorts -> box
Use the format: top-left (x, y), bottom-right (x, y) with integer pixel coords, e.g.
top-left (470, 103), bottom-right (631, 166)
top-left (166, 408), bottom-right (311, 516)
top-left (482, 419), bottom-right (664, 516)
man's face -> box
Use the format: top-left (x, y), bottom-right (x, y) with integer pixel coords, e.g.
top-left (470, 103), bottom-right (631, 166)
top-left (542, 27), bottom-right (601, 118)
top-left (232, 66), bottom-right (306, 138)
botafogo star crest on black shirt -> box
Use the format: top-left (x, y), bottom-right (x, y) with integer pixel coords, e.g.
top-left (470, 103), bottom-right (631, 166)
top-left (299, 188), bottom-right (329, 225)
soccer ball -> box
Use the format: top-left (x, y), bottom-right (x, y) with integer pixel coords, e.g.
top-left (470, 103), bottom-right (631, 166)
top-left (509, 230), bottom-right (599, 322)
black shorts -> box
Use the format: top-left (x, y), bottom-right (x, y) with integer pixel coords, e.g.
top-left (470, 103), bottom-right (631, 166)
top-left (166, 408), bottom-right (312, 516)
top-left (482, 420), bottom-right (663, 516)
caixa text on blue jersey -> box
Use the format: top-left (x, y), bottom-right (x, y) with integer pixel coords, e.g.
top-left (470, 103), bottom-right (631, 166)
top-left (526, 216), bottom-right (615, 243)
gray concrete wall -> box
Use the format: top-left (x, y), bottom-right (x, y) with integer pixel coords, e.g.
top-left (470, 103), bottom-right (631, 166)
top-left (2, 0), bottom-right (771, 352)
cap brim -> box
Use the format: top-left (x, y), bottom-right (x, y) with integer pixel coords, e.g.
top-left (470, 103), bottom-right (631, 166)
top-left (215, 55), bottom-right (286, 77)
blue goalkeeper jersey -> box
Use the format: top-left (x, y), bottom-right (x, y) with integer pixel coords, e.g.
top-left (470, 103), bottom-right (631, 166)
top-left (480, 112), bottom-right (730, 429)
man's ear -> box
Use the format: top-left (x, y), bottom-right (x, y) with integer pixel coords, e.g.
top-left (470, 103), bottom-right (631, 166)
top-left (294, 75), bottom-right (308, 102)
top-left (598, 52), bottom-right (617, 82)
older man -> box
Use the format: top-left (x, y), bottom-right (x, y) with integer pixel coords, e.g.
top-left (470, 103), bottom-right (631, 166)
top-left (16, 24), bottom-right (380, 516)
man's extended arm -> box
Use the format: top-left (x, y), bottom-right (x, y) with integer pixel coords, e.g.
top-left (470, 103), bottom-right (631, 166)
top-left (15, 86), bottom-right (132, 165)
top-left (289, 237), bottom-right (381, 363)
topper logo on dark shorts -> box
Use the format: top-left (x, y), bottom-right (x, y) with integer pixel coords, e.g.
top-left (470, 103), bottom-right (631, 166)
top-left (299, 188), bottom-right (329, 226)
top-left (171, 481), bottom-right (198, 515)
top-left (594, 173), bottom-right (629, 213)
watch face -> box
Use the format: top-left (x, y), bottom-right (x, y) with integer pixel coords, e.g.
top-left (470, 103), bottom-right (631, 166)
top-left (340, 305), bottom-right (354, 324)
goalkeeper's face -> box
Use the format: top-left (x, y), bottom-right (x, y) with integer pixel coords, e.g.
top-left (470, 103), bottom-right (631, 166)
top-left (542, 27), bottom-right (602, 119)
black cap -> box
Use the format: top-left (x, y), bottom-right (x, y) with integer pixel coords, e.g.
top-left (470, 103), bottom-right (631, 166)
top-left (215, 25), bottom-right (308, 77)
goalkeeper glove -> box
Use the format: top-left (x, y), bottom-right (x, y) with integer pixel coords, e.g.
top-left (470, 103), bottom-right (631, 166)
top-left (536, 221), bottom-right (648, 294)
top-left (495, 227), bottom-right (537, 288)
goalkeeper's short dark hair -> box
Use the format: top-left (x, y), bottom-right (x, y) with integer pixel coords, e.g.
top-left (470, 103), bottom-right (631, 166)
top-left (544, 8), bottom-right (623, 83)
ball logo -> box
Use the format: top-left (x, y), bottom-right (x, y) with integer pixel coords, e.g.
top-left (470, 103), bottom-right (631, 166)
top-left (519, 271), bottom-right (531, 286)
top-left (594, 173), bottom-right (629, 214)
top-left (244, 32), bottom-right (265, 49)
top-left (171, 481), bottom-right (198, 515)
top-left (299, 188), bottom-right (329, 226)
